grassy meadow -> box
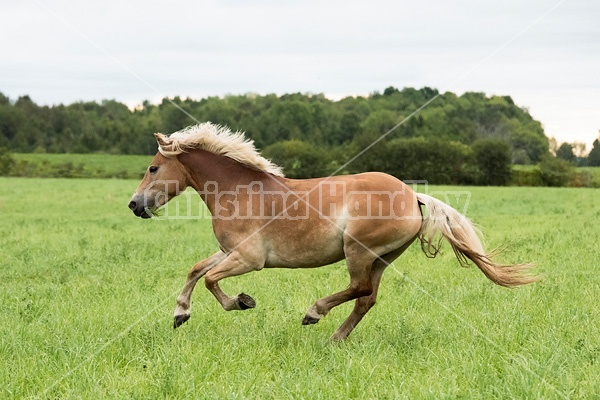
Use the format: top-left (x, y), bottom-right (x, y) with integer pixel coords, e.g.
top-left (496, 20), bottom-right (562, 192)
top-left (0, 177), bottom-right (598, 399)
top-left (11, 153), bottom-right (154, 179)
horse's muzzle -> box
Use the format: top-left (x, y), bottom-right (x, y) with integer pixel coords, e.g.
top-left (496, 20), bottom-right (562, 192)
top-left (128, 199), bottom-right (153, 219)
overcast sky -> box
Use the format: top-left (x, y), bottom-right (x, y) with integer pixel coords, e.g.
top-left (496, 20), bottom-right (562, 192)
top-left (2, 0), bottom-right (599, 150)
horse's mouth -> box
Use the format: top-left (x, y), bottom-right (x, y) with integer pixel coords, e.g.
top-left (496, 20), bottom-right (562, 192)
top-left (139, 208), bottom-right (154, 218)
top-left (135, 208), bottom-right (152, 219)
top-left (131, 207), bottom-right (153, 219)
top-left (129, 198), bottom-right (156, 219)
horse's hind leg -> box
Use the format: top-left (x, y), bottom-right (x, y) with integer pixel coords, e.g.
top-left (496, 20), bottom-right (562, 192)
top-left (329, 262), bottom-right (386, 341)
top-left (329, 240), bottom-right (416, 341)
top-left (174, 251), bottom-right (227, 328)
top-left (302, 244), bottom-right (375, 325)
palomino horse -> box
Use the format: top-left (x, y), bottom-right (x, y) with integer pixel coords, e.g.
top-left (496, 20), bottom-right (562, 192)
top-left (129, 123), bottom-right (537, 341)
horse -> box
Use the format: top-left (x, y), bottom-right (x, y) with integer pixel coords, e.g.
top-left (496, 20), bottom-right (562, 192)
top-left (128, 122), bottom-right (537, 341)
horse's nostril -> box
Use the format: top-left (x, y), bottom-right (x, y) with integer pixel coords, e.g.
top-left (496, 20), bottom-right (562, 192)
top-left (128, 201), bottom-right (137, 211)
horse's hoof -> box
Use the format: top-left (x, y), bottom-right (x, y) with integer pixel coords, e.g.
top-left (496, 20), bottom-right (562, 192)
top-left (302, 315), bottom-right (320, 325)
top-left (237, 293), bottom-right (256, 310)
top-left (174, 314), bottom-right (190, 329)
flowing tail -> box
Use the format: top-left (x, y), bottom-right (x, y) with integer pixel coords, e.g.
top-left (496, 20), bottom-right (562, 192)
top-left (416, 193), bottom-right (539, 287)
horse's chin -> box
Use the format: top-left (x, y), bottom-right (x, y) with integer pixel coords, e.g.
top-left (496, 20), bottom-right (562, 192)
top-left (133, 208), bottom-right (154, 219)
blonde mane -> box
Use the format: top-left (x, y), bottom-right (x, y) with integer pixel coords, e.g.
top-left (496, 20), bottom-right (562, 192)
top-left (156, 122), bottom-right (284, 177)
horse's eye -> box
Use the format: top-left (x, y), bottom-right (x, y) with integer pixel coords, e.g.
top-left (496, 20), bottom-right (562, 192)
top-left (149, 166), bottom-right (159, 174)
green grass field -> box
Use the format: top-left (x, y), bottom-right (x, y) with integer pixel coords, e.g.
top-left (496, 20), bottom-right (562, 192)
top-left (1, 178), bottom-right (598, 399)
top-left (12, 153), bottom-right (154, 179)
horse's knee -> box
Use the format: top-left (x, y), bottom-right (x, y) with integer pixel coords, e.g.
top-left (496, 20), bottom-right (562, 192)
top-left (187, 270), bottom-right (197, 281)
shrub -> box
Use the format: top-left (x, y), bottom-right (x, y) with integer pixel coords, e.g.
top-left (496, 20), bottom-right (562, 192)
top-left (472, 139), bottom-right (512, 186)
top-left (0, 147), bottom-right (14, 175)
top-left (569, 170), bottom-right (592, 188)
top-left (380, 138), bottom-right (476, 185)
top-left (262, 140), bottom-right (330, 178)
top-left (510, 167), bottom-right (543, 186)
top-left (539, 155), bottom-right (574, 187)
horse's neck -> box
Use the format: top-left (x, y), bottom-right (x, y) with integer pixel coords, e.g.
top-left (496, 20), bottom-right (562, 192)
top-left (178, 149), bottom-right (268, 211)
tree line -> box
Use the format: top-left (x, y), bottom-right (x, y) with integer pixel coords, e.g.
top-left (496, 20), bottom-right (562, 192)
top-left (1, 87), bottom-right (598, 184)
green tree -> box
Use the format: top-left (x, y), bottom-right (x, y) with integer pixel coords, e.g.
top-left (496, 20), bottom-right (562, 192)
top-left (0, 92), bottom-right (9, 105)
top-left (472, 139), bottom-right (512, 186)
top-left (335, 96), bottom-right (370, 145)
top-left (556, 142), bottom-right (575, 163)
top-left (359, 109), bottom-right (399, 137)
top-left (0, 87), bottom-right (552, 166)
top-left (587, 137), bottom-right (600, 167)
top-left (508, 125), bottom-right (549, 164)
top-left (159, 97), bottom-right (197, 135)
top-left (512, 149), bottom-right (531, 165)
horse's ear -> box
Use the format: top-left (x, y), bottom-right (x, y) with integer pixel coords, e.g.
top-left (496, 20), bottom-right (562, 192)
top-left (154, 133), bottom-right (172, 148)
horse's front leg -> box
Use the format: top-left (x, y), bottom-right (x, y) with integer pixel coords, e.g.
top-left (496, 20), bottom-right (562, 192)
top-left (203, 250), bottom-right (264, 311)
top-left (174, 251), bottom-right (227, 328)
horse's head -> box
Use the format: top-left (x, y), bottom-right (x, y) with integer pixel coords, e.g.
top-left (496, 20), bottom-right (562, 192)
top-left (128, 133), bottom-right (189, 218)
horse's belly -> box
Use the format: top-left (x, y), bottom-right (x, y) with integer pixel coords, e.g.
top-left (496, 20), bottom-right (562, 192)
top-left (263, 233), bottom-right (345, 269)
